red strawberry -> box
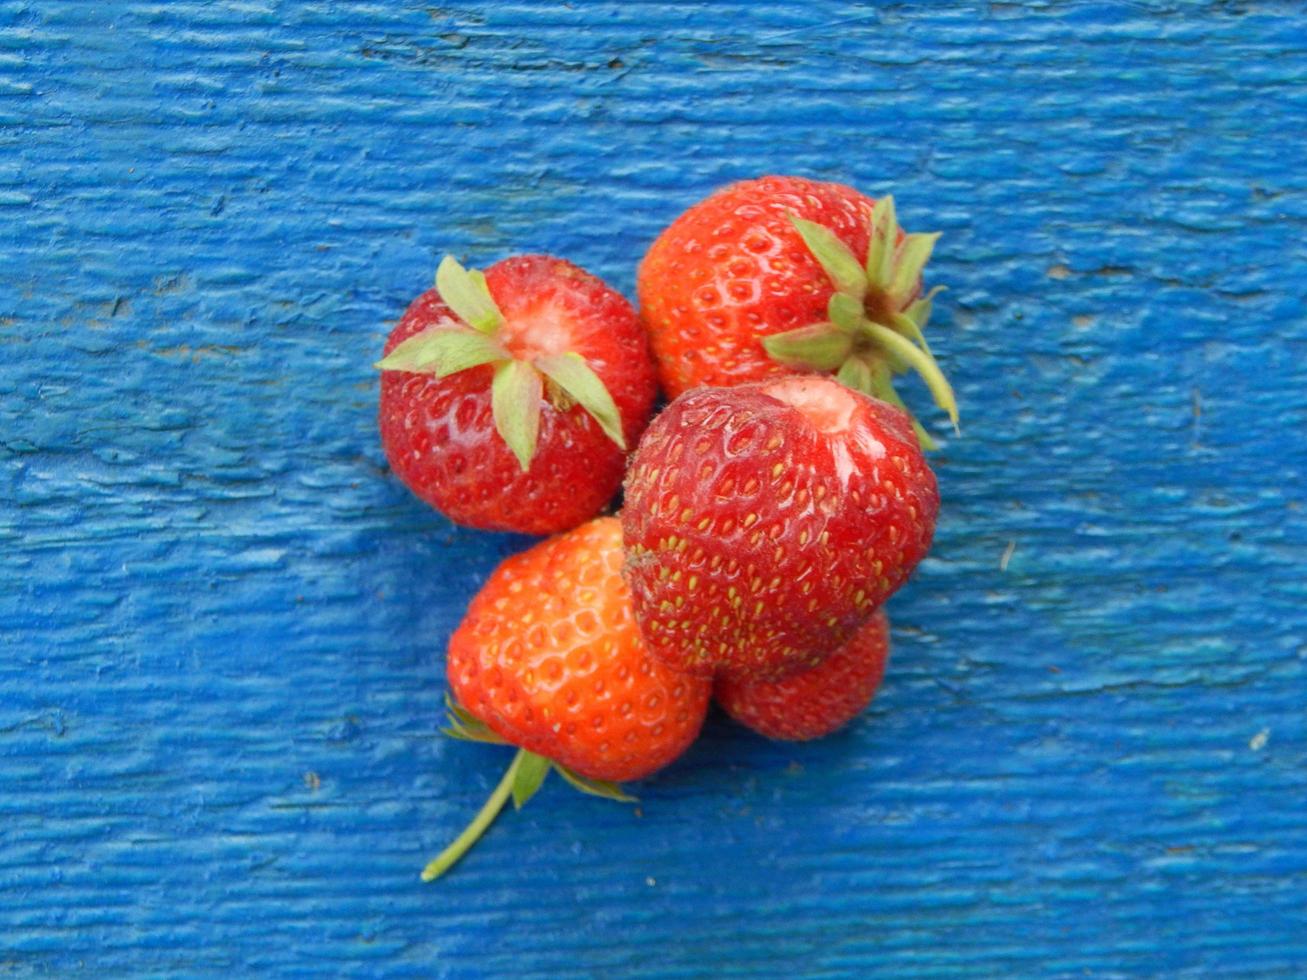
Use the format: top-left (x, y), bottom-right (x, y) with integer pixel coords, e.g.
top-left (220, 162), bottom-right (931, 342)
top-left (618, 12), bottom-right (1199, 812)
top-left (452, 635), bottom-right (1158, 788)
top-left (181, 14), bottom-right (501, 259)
top-left (638, 175), bottom-right (956, 447)
top-left (378, 254), bottom-right (657, 535)
top-left (426, 517), bottom-right (711, 881)
top-left (621, 375), bottom-right (937, 683)
top-left (715, 610), bottom-right (890, 741)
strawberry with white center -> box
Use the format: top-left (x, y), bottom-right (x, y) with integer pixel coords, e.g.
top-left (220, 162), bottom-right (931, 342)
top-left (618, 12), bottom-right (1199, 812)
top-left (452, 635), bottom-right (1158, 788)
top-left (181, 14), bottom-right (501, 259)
top-left (621, 375), bottom-right (938, 683)
top-left (378, 254), bottom-right (657, 535)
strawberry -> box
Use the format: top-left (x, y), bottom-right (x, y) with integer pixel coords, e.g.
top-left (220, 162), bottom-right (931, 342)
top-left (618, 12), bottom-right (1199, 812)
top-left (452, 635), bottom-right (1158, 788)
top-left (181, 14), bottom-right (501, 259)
top-left (621, 375), bottom-right (937, 683)
top-left (378, 254), bottom-right (657, 535)
top-left (715, 610), bottom-right (890, 741)
top-left (638, 175), bottom-right (956, 447)
top-left (425, 517), bottom-right (711, 881)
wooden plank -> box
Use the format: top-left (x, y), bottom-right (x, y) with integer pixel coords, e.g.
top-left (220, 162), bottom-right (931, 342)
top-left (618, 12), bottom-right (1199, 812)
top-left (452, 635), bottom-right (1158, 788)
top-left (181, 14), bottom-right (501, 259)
top-left (2, 1), bottom-right (1305, 975)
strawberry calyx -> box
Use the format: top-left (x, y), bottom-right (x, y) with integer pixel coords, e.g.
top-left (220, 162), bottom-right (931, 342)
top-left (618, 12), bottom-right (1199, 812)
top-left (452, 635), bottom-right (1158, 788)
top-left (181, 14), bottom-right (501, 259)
top-left (763, 199), bottom-right (958, 450)
top-left (421, 697), bottom-right (635, 883)
top-left (376, 256), bottom-right (627, 471)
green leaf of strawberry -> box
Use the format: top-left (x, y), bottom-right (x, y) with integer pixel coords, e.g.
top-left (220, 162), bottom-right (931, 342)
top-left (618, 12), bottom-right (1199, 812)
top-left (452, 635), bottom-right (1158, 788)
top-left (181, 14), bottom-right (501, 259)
top-left (836, 353), bottom-right (875, 395)
top-left (762, 323), bottom-right (854, 372)
top-left (379, 255), bottom-right (633, 473)
top-left (491, 359), bottom-right (543, 471)
top-left (553, 764), bottom-right (638, 803)
top-left (510, 751), bottom-right (552, 809)
top-left (779, 198), bottom-right (958, 443)
top-left (435, 255), bottom-right (504, 334)
top-left (374, 327), bottom-right (507, 375)
top-left (904, 285), bottom-right (945, 338)
top-left (536, 352), bottom-right (627, 450)
top-left (889, 232), bottom-right (941, 305)
top-left (788, 214), bottom-right (867, 301)
top-left (826, 292), bottom-right (864, 335)
top-left (865, 194), bottom-right (898, 290)
top-left (441, 695), bottom-right (511, 744)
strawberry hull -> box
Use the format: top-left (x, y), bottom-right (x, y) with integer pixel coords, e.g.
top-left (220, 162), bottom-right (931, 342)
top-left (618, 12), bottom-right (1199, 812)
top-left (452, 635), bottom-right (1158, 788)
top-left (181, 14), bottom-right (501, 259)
top-left (379, 255), bottom-right (657, 536)
top-left (638, 175), bottom-right (958, 450)
top-left (639, 175), bottom-right (885, 398)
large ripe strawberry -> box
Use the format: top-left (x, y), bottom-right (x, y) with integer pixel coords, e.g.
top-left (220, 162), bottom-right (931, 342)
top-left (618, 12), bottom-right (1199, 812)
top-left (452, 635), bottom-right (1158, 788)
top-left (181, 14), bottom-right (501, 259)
top-left (715, 610), bottom-right (890, 741)
top-left (638, 175), bottom-right (956, 448)
top-left (378, 254), bottom-right (657, 535)
top-left (621, 375), bottom-right (937, 683)
top-left (425, 517), bottom-right (711, 881)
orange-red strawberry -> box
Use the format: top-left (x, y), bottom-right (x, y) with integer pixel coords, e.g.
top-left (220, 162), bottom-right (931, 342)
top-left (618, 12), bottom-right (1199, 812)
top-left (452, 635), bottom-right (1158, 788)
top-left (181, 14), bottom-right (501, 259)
top-left (638, 175), bottom-right (956, 447)
top-left (622, 376), bottom-right (937, 683)
top-left (378, 254), bottom-right (657, 535)
top-left (425, 517), bottom-right (711, 882)
top-left (715, 610), bottom-right (890, 741)
top-left (448, 517), bottom-right (709, 781)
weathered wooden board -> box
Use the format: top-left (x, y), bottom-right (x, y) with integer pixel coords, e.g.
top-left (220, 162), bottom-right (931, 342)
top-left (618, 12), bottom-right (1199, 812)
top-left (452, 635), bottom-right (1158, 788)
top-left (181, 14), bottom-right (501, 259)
top-left (3, 1), bottom-right (1305, 975)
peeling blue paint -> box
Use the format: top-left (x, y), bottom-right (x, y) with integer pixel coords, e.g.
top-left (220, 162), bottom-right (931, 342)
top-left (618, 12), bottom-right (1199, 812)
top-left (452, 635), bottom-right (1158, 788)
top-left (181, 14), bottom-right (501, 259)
top-left (3, 1), bottom-right (1306, 976)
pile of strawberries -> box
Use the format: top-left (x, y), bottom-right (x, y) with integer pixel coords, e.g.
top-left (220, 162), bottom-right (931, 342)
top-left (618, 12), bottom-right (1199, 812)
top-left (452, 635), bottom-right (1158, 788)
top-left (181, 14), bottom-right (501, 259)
top-left (375, 176), bottom-right (959, 880)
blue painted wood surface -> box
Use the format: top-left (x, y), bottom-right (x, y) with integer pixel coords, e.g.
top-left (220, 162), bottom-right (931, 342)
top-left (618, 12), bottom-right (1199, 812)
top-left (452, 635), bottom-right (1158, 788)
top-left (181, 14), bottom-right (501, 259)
top-left (3, 1), bottom-right (1306, 975)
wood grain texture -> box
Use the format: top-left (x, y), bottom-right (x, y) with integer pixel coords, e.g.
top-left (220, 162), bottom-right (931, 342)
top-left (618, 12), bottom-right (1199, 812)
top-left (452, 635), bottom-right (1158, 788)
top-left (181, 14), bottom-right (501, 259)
top-left (3, 1), bottom-right (1306, 975)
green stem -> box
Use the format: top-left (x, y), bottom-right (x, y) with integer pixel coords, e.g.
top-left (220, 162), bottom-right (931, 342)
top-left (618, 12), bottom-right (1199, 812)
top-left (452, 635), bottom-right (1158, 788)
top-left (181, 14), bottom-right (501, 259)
top-left (890, 312), bottom-right (934, 358)
top-left (866, 357), bottom-right (939, 451)
top-left (860, 321), bottom-right (960, 431)
top-left (421, 747), bottom-right (526, 882)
